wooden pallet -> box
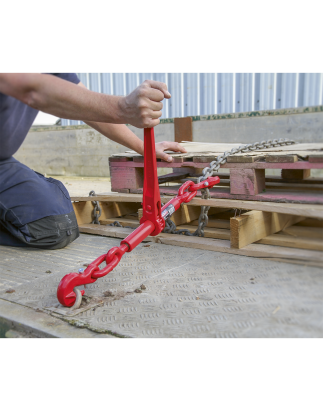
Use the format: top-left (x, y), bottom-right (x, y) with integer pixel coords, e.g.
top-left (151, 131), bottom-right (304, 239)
top-left (71, 192), bottom-right (323, 267)
top-left (109, 143), bottom-right (323, 204)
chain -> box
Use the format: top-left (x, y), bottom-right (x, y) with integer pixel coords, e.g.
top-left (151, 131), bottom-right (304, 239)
top-left (163, 138), bottom-right (296, 237)
top-left (89, 190), bottom-right (102, 224)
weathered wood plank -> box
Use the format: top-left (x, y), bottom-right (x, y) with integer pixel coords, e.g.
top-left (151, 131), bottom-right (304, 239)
top-left (100, 218), bottom-right (140, 228)
top-left (176, 225), bottom-right (230, 240)
top-left (280, 225), bottom-right (323, 239)
top-left (78, 224), bottom-right (323, 267)
top-left (71, 193), bottom-right (323, 219)
top-left (308, 154), bottom-right (323, 163)
top-left (73, 201), bottom-right (140, 225)
top-left (257, 234), bottom-right (323, 251)
top-left (265, 154), bottom-right (298, 163)
top-left (230, 169), bottom-right (265, 195)
top-left (109, 160), bottom-right (323, 169)
top-left (230, 210), bottom-right (305, 249)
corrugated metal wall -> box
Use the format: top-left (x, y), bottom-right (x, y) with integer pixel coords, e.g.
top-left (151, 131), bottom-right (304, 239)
top-left (62, 73), bottom-right (323, 126)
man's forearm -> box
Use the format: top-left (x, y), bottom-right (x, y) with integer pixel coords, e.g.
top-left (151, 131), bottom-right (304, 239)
top-left (0, 73), bottom-right (125, 124)
top-left (85, 121), bottom-right (144, 155)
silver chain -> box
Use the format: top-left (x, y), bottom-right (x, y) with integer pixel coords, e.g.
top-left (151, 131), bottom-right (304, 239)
top-left (163, 138), bottom-right (296, 237)
top-left (89, 190), bottom-right (102, 224)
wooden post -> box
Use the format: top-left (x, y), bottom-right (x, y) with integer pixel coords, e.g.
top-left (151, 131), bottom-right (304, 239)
top-left (230, 210), bottom-right (305, 249)
top-left (174, 117), bottom-right (193, 143)
top-left (230, 168), bottom-right (265, 195)
top-left (110, 166), bottom-right (144, 192)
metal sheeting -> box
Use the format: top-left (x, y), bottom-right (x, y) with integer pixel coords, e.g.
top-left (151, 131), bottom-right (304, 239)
top-left (62, 73), bottom-right (323, 126)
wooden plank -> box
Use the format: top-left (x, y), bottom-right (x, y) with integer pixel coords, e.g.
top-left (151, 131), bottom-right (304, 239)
top-left (281, 169), bottom-right (311, 179)
top-left (100, 218), bottom-right (140, 228)
top-left (177, 142), bottom-right (323, 152)
top-left (174, 117), bottom-right (192, 143)
top-left (230, 169), bottom-right (265, 195)
top-left (257, 234), bottom-right (323, 251)
top-left (265, 154), bottom-right (298, 163)
top-left (108, 159), bottom-right (323, 170)
top-left (73, 201), bottom-right (140, 225)
top-left (138, 185), bottom-right (323, 205)
top-left (108, 156), bottom-right (132, 162)
top-left (176, 225), bottom-right (230, 240)
top-left (308, 154), bottom-right (323, 163)
top-left (189, 217), bottom-right (231, 229)
top-left (230, 210), bottom-right (305, 249)
top-left (280, 225), bottom-right (323, 239)
top-left (78, 224), bottom-right (323, 267)
top-left (71, 193), bottom-right (323, 219)
top-left (227, 154), bottom-right (264, 163)
top-left (139, 205), bottom-right (228, 226)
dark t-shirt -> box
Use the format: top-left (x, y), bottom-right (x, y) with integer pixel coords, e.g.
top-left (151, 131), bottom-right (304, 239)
top-left (0, 73), bottom-right (80, 160)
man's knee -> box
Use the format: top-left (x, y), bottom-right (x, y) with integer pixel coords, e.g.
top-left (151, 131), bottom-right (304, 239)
top-left (25, 211), bottom-right (80, 249)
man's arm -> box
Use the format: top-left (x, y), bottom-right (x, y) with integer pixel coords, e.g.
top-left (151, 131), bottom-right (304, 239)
top-left (0, 73), bottom-right (169, 128)
top-left (0, 73), bottom-right (187, 161)
top-left (77, 83), bottom-right (186, 162)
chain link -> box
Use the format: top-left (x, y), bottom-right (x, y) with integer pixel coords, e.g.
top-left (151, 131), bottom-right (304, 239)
top-left (89, 190), bottom-right (102, 224)
top-left (163, 138), bottom-right (296, 237)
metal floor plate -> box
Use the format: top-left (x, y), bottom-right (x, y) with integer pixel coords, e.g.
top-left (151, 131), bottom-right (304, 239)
top-left (1, 234), bottom-right (322, 337)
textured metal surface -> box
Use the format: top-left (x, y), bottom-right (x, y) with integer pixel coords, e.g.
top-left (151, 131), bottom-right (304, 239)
top-left (62, 73), bottom-right (323, 126)
top-left (1, 234), bottom-right (322, 337)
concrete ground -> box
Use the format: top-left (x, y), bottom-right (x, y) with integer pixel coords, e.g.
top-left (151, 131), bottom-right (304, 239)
top-left (1, 233), bottom-right (322, 338)
top-left (0, 177), bottom-right (322, 338)
top-left (48, 175), bottom-right (112, 197)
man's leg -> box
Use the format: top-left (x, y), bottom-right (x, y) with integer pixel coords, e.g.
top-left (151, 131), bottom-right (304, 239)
top-left (0, 157), bottom-right (79, 249)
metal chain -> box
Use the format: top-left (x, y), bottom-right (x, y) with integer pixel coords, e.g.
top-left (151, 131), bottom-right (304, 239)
top-left (163, 138), bottom-right (296, 237)
top-left (89, 190), bottom-right (102, 224)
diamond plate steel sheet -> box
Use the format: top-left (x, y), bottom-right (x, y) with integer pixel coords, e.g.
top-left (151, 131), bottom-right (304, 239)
top-left (1, 234), bottom-right (322, 337)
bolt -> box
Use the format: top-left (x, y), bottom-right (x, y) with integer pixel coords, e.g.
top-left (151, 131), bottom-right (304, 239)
top-left (78, 268), bottom-right (84, 273)
top-left (147, 205), bottom-right (152, 211)
top-left (204, 182), bottom-right (209, 187)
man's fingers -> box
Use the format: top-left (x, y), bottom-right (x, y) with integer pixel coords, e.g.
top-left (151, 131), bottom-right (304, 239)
top-left (145, 87), bottom-right (165, 102)
top-left (150, 110), bottom-right (163, 119)
top-left (148, 100), bottom-right (163, 111)
top-left (162, 142), bottom-right (187, 153)
top-left (144, 80), bottom-right (171, 99)
top-left (157, 151), bottom-right (173, 162)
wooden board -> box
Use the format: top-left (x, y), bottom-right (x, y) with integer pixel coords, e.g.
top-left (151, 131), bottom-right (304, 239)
top-left (281, 225), bottom-right (323, 239)
top-left (175, 225), bottom-right (230, 240)
top-left (230, 210), bottom-right (305, 249)
top-left (71, 193), bottom-right (323, 219)
top-left (73, 200), bottom-right (140, 225)
top-left (77, 224), bottom-right (323, 267)
top-left (257, 234), bottom-right (323, 251)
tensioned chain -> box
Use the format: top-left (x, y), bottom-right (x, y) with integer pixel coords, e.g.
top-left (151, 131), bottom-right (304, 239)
top-left (164, 138), bottom-right (296, 237)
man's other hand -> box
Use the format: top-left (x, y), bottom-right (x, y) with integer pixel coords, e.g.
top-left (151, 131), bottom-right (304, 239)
top-left (155, 141), bottom-right (187, 162)
top-left (118, 80), bottom-right (171, 128)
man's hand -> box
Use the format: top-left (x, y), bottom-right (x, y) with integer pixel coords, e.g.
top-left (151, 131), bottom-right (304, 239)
top-left (118, 80), bottom-right (171, 128)
top-left (155, 141), bottom-right (187, 162)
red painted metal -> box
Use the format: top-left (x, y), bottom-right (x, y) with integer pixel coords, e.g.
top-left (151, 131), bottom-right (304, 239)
top-left (140, 128), bottom-right (165, 236)
top-left (57, 127), bottom-right (221, 307)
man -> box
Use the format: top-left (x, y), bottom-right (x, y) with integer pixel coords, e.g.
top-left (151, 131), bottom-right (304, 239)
top-left (0, 73), bottom-right (186, 249)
